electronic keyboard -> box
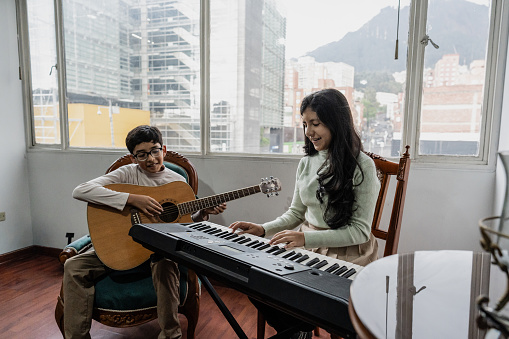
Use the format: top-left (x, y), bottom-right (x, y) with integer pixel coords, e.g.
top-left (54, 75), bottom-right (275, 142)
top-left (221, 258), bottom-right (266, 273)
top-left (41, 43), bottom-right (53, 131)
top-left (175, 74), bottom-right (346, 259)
top-left (129, 221), bottom-right (362, 337)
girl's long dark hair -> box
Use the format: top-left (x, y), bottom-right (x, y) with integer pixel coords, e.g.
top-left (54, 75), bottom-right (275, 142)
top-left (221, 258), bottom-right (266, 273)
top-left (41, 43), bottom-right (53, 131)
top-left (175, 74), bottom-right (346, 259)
top-left (301, 89), bottom-right (363, 229)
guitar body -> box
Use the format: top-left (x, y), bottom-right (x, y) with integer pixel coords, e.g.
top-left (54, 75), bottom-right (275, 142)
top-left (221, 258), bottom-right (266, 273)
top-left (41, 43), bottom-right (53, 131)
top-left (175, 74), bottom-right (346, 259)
top-left (87, 181), bottom-right (196, 270)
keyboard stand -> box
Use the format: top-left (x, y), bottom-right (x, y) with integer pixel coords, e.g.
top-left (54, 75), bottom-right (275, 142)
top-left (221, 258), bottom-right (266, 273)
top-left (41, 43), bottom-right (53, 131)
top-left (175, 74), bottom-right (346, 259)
top-left (197, 273), bottom-right (248, 339)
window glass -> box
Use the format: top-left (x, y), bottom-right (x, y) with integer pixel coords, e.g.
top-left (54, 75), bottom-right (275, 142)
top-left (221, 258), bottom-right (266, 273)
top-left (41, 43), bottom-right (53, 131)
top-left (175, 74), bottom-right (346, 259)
top-left (27, 0), bottom-right (61, 144)
top-left (418, 0), bottom-right (490, 156)
top-left (210, 0), bottom-right (409, 156)
top-left (62, 0), bottom-right (201, 150)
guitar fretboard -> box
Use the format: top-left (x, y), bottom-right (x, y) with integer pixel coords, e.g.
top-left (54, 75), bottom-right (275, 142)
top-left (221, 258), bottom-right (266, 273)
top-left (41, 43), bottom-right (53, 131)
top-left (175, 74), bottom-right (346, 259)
top-left (178, 185), bottom-right (262, 215)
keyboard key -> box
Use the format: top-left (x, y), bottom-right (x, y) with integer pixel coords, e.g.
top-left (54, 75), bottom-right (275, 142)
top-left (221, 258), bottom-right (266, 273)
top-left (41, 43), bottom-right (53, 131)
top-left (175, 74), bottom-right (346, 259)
top-left (342, 268), bottom-right (356, 278)
top-left (251, 242), bottom-right (266, 249)
top-left (313, 260), bottom-right (328, 269)
top-left (272, 248), bottom-right (287, 255)
top-left (324, 263), bottom-right (340, 273)
top-left (223, 233), bottom-right (238, 240)
top-left (333, 266), bottom-right (348, 275)
top-left (288, 253), bottom-right (303, 261)
top-left (257, 243), bottom-right (271, 250)
top-left (282, 251), bottom-right (296, 259)
top-left (230, 236), bottom-right (246, 243)
top-left (245, 240), bottom-right (260, 247)
top-left (266, 246), bottom-right (281, 254)
top-left (295, 254), bottom-right (309, 263)
top-left (305, 258), bottom-right (320, 266)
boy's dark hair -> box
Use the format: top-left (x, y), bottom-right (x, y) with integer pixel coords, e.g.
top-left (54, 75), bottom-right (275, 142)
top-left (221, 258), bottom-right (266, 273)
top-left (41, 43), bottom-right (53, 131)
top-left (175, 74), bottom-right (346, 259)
top-left (125, 125), bottom-right (163, 153)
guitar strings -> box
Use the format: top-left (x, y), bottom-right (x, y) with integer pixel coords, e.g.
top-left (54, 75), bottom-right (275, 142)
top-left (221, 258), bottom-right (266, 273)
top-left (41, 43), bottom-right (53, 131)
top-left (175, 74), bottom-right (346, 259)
top-left (139, 186), bottom-right (263, 220)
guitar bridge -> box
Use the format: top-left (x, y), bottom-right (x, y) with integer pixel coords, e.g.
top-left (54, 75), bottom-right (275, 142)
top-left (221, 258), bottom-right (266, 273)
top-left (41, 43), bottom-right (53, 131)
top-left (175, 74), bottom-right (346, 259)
top-left (131, 208), bottom-right (141, 225)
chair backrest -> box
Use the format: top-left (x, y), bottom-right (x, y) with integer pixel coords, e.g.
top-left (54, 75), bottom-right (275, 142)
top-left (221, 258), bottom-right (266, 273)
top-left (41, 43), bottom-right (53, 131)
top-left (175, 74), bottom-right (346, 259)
top-left (105, 150), bottom-right (199, 195)
top-left (364, 145), bottom-right (411, 257)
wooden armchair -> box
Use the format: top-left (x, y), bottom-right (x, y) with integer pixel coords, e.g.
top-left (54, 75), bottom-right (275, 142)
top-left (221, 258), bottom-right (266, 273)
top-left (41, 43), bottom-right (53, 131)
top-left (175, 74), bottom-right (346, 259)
top-left (55, 151), bottom-right (201, 338)
top-left (366, 145), bottom-right (411, 257)
top-left (256, 146), bottom-right (412, 339)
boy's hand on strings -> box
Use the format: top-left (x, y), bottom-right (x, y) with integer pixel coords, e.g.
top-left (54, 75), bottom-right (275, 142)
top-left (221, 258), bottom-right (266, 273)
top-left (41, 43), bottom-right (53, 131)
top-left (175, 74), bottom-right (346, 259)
top-left (127, 194), bottom-right (163, 216)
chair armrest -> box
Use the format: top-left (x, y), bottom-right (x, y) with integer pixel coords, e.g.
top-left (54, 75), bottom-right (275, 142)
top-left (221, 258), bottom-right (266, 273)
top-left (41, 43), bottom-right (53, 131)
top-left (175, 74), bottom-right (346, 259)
top-left (59, 235), bottom-right (92, 265)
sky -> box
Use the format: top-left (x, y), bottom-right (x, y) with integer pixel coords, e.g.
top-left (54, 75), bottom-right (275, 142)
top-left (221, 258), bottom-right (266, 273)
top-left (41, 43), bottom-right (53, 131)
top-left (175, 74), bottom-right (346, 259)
top-left (278, 0), bottom-right (490, 58)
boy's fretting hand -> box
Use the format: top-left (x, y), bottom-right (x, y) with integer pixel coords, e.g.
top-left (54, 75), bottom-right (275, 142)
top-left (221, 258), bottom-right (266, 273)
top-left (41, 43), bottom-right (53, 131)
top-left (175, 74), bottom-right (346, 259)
top-left (194, 203), bottom-right (227, 221)
top-left (127, 194), bottom-right (163, 216)
top-left (203, 203), bottom-right (227, 216)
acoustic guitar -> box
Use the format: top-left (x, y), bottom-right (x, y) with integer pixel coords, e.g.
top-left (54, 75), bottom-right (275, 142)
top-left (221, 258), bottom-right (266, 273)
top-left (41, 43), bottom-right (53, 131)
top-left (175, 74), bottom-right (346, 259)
top-left (88, 177), bottom-right (281, 270)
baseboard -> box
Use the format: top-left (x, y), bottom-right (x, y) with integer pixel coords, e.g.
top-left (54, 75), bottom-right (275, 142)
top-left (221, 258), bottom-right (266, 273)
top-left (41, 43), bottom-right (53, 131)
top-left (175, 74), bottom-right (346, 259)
top-left (0, 245), bottom-right (61, 264)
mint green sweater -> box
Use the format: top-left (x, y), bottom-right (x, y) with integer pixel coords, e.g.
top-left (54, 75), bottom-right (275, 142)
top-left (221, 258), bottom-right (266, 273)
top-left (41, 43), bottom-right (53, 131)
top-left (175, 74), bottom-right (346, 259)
top-left (262, 151), bottom-right (380, 249)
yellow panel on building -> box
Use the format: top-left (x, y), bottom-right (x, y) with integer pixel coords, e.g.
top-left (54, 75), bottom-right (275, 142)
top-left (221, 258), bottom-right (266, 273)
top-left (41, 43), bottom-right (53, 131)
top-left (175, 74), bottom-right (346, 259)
top-left (68, 104), bottom-right (150, 148)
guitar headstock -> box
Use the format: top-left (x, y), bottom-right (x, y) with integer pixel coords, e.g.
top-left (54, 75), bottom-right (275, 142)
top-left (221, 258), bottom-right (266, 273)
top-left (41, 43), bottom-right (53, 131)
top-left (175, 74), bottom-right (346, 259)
top-left (259, 176), bottom-right (282, 197)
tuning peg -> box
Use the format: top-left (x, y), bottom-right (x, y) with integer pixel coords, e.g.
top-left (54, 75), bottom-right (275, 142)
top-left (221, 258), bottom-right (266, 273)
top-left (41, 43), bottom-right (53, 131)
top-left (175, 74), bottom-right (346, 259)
top-left (276, 192), bottom-right (279, 196)
top-left (267, 193), bottom-right (270, 197)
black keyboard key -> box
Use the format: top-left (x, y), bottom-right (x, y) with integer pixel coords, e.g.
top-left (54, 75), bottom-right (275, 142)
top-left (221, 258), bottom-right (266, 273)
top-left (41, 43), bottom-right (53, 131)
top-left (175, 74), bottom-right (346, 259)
top-left (342, 268), bottom-right (356, 278)
top-left (313, 260), bottom-right (328, 269)
top-left (251, 242), bottom-right (266, 249)
top-left (246, 240), bottom-right (260, 247)
top-left (215, 231), bottom-right (231, 238)
top-left (305, 258), bottom-right (320, 266)
top-left (282, 251), bottom-right (296, 259)
top-left (202, 228), bottom-right (218, 234)
top-left (257, 243), bottom-right (271, 250)
top-left (237, 238), bottom-right (251, 244)
top-left (324, 263), bottom-right (340, 273)
top-left (288, 253), bottom-right (303, 261)
top-left (295, 254), bottom-right (309, 263)
top-left (206, 228), bottom-right (222, 235)
top-left (272, 248), bottom-right (287, 255)
top-left (188, 223), bottom-right (204, 229)
top-left (230, 235), bottom-right (246, 243)
top-left (223, 233), bottom-right (238, 240)
top-left (266, 246), bottom-right (281, 254)
top-left (333, 266), bottom-right (348, 275)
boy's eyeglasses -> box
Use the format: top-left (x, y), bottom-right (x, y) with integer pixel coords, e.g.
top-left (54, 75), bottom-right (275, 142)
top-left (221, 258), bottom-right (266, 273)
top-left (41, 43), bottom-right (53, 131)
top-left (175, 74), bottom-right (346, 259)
top-left (133, 148), bottom-right (163, 161)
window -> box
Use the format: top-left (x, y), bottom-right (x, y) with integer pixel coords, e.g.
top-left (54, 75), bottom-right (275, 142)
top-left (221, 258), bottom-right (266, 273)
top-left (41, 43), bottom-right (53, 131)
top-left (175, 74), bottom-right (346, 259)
top-left (417, 0), bottom-right (490, 157)
top-left (19, 0), bottom-right (506, 163)
top-left (25, 0), bottom-right (61, 145)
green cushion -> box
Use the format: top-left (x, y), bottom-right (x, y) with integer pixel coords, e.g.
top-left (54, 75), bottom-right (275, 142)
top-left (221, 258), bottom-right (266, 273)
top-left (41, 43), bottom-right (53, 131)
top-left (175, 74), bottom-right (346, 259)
top-left (94, 262), bottom-right (189, 311)
top-left (65, 235), bottom-right (91, 253)
top-left (164, 162), bottom-right (188, 182)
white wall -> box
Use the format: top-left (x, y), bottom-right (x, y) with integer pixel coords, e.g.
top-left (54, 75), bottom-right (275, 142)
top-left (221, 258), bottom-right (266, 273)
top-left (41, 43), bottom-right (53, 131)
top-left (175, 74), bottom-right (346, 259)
top-left (0, 0), bottom-right (34, 253)
top-left (27, 151), bottom-right (496, 255)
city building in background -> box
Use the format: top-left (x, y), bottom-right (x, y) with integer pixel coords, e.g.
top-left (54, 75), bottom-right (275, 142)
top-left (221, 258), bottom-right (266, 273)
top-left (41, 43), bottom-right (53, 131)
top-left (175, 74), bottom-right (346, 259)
top-left (27, 0), bottom-right (491, 158)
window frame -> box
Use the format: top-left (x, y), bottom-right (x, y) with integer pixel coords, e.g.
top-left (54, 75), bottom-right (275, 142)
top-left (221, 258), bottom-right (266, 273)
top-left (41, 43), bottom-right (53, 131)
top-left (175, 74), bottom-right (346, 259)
top-left (17, 0), bottom-right (509, 166)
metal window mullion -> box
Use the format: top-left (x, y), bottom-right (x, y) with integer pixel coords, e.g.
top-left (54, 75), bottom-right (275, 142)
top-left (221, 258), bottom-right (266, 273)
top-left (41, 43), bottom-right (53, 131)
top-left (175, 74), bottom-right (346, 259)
top-left (200, 0), bottom-right (210, 156)
top-left (479, 0), bottom-right (509, 165)
top-left (402, 0), bottom-right (428, 159)
top-left (16, 0), bottom-right (36, 148)
top-left (54, 0), bottom-right (69, 150)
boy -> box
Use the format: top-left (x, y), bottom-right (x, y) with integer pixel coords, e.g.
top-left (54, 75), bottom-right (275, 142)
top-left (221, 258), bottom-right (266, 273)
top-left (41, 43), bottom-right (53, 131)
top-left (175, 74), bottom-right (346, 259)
top-left (63, 125), bottom-right (226, 339)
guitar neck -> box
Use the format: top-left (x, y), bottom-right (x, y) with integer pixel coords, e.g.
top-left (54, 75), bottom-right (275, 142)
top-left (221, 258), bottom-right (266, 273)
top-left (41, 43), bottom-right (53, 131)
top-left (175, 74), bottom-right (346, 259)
top-left (178, 185), bottom-right (261, 215)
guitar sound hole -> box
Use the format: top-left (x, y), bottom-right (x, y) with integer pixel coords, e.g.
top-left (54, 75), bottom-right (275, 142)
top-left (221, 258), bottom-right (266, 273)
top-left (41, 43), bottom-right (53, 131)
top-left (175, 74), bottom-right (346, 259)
top-left (160, 202), bottom-right (179, 222)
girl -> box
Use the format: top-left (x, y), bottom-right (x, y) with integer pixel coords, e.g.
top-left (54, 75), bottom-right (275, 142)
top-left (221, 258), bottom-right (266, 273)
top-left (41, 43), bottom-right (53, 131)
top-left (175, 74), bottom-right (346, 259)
top-left (230, 88), bottom-right (380, 338)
